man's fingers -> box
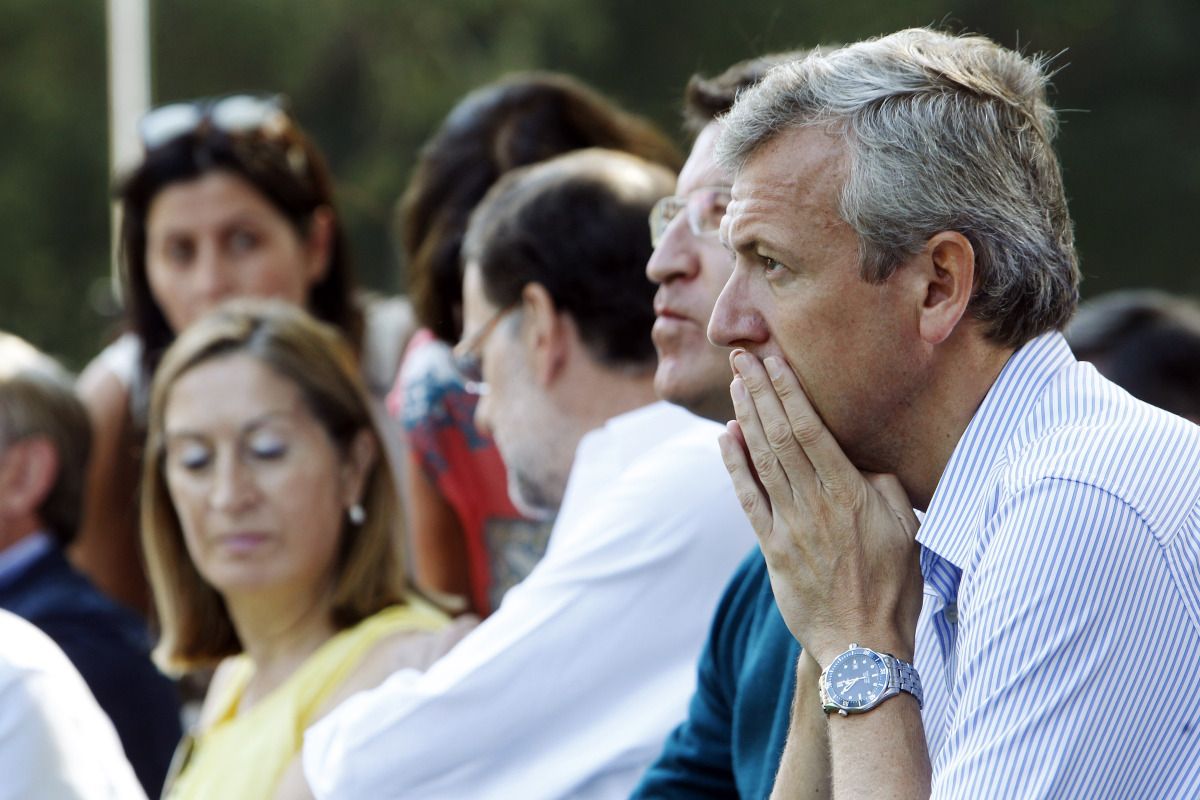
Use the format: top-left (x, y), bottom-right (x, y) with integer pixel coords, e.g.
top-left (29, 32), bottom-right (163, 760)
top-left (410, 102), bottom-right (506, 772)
top-left (760, 355), bottom-right (858, 497)
top-left (730, 374), bottom-right (793, 498)
top-left (718, 423), bottom-right (773, 535)
top-left (730, 351), bottom-right (815, 490)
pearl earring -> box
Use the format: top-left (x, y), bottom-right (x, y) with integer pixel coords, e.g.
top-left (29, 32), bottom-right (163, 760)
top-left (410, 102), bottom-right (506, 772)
top-left (348, 503), bottom-right (366, 526)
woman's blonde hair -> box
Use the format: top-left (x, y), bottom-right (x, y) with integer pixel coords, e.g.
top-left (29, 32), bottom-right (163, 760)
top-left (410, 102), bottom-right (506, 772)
top-left (141, 299), bottom-right (406, 674)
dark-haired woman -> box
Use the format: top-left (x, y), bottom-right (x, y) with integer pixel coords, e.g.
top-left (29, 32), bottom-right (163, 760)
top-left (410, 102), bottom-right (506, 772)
top-left (75, 96), bottom-right (413, 613)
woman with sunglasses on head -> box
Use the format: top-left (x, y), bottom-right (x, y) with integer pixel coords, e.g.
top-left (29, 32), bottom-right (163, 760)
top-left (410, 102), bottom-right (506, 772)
top-left (75, 96), bottom-right (414, 615)
top-left (143, 300), bottom-right (464, 799)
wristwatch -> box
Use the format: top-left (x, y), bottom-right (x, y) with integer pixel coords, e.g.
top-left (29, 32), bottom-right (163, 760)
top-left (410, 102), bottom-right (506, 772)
top-left (819, 643), bottom-right (923, 716)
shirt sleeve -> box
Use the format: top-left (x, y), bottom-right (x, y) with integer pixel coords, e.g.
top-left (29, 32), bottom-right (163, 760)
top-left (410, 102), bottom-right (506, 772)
top-left (931, 477), bottom-right (1200, 798)
top-left (302, 434), bottom-right (753, 800)
top-left (0, 639), bottom-right (147, 799)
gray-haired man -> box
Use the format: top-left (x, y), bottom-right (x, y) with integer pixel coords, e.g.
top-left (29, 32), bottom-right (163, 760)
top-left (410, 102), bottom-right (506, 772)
top-left (712, 29), bottom-right (1200, 798)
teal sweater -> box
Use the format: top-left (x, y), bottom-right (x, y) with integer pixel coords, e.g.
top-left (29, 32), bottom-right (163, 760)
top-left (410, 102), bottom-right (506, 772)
top-left (633, 547), bottom-right (799, 799)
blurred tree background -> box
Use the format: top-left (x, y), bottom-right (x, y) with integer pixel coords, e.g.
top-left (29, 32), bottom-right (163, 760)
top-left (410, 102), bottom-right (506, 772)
top-left (1, 0), bottom-right (1197, 369)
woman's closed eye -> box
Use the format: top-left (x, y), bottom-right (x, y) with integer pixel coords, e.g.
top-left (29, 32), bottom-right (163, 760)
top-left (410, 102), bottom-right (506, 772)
top-left (246, 430), bottom-right (288, 461)
top-left (170, 440), bottom-right (213, 472)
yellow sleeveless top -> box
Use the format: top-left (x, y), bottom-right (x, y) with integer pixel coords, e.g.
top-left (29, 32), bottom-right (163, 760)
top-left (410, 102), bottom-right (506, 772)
top-left (166, 601), bottom-right (448, 799)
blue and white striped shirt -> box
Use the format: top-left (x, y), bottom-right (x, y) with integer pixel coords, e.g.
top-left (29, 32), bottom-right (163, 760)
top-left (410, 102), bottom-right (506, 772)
top-left (914, 331), bottom-right (1200, 798)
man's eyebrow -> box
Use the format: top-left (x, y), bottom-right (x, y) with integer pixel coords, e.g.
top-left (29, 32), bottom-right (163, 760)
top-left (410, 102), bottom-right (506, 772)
top-left (721, 224), bottom-right (758, 256)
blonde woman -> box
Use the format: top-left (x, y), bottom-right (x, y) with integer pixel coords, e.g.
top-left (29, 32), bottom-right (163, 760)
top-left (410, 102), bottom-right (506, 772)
top-left (142, 300), bottom-right (468, 799)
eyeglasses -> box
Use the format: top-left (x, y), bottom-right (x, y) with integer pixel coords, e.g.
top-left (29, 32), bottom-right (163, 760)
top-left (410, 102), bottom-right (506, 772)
top-left (648, 185), bottom-right (733, 248)
top-left (138, 94), bottom-right (294, 151)
top-left (452, 304), bottom-right (519, 395)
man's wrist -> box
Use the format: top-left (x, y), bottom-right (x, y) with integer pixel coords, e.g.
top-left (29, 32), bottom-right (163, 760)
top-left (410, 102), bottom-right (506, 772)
top-left (818, 644), bottom-right (923, 717)
top-left (809, 634), bottom-right (914, 670)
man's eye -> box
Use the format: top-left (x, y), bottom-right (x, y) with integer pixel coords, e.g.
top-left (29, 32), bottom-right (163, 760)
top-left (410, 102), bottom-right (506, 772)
top-left (697, 202), bottom-right (729, 234)
top-left (762, 256), bottom-right (784, 274)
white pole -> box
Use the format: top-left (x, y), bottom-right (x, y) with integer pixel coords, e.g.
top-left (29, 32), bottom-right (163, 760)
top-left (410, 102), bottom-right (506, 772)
top-left (105, 0), bottom-right (151, 303)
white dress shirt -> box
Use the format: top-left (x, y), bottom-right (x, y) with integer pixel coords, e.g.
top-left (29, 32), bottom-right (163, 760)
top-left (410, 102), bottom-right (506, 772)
top-left (304, 401), bottom-right (754, 799)
top-left (0, 609), bottom-right (146, 800)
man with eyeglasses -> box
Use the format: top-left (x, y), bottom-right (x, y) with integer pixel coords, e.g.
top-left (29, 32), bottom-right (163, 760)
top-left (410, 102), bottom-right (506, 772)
top-left (634, 50), bottom-right (814, 799)
top-left (302, 148), bottom-right (754, 799)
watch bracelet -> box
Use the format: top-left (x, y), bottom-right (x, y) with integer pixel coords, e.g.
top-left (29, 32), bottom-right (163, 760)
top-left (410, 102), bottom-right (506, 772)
top-left (817, 646), bottom-right (923, 714)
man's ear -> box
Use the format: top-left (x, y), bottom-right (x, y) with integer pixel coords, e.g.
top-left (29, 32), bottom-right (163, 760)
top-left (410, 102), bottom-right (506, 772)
top-left (520, 282), bottom-right (569, 386)
top-left (0, 438), bottom-right (59, 518)
top-left (915, 231), bottom-right (975, 345)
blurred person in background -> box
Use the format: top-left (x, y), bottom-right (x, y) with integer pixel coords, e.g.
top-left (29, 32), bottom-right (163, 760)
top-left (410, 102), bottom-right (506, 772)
top-left (303, 149), bottom-right (752, 799)
top-left (1067, 288), bottom-right (1200, 422)
top-left (393, 72), bottom-right (681, 616)
top-left (76, 95), bottom-right (414, 615)
top-left (142, 300), bottom-right (466, 800)
top-left (0, 331), bottom-right (180, 796)
top-left (0, 608), bottom-right (147, 800)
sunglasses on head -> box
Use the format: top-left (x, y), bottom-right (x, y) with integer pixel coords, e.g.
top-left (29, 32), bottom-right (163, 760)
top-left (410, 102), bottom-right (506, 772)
top-left (138, 94), bottom-right (293, 151)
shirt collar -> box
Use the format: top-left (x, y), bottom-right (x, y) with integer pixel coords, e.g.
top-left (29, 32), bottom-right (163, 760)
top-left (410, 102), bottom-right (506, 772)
top-left (916, 331), bottom-right (1077, 570)
top-left (0, 530), bottom-right (55, 589)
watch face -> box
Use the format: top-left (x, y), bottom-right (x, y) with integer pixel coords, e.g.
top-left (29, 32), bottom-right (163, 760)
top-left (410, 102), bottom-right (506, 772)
top-left (826, 647), bottom-right (888, 711)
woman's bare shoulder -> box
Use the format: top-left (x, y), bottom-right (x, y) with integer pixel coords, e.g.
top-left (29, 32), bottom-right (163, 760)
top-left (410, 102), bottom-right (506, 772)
top-left (313, 613), bottom-right (478, 721)
top-left (77, 353), bottom-right (130, 428)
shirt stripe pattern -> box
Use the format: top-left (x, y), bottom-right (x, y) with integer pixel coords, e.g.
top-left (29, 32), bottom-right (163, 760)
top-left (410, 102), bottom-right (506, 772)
top-left (914, 331), bottom-right (1200, 798)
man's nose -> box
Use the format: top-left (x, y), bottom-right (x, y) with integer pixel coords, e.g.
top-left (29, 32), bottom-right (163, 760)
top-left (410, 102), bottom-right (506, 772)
top-left (708, 269), bottom-right (766, 349)
top-left (646, 216), bottom-right (698, 285)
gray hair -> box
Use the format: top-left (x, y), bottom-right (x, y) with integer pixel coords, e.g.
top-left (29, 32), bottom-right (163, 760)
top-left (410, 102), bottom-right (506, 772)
top-left (718, 28), bottom-right (1079, 348)
top-left (0, 332), bottom-right (92, 545)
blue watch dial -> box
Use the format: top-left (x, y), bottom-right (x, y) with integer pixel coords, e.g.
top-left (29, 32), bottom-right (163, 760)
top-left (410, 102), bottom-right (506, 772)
top-left (826, 647), bottom-right (888, 710)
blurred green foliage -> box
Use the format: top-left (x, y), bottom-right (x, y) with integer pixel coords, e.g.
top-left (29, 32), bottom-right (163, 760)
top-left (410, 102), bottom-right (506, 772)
top-left (1, 0), bottom-right (1197, 369)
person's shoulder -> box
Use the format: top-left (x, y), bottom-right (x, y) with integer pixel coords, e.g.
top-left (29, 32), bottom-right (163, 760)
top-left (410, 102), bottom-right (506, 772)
top-left (711, 548), bottom-right (792, 643)
top-left (1009, 367), bottom-right (1200, 531)
top-left (393, 332), bottom-right (471, 423)
top-left (4, 547), bottom-right (152, 650)
top-left (313, 611), bottom-right (477, 723)
top-left (360, 293), bottom-right (418, 397)
top-left (623, 405), bottom-right (732, 491)
top-left (398, 332), bottom-right (455, 385)
top-left (724, 547), bottom-right (771, 606)
top-left (361, 613), bottom-right (476, 680)
top-left (0, 609), bottom-right (72, 676)
top-left (78, 335), bottom-right (138, 423)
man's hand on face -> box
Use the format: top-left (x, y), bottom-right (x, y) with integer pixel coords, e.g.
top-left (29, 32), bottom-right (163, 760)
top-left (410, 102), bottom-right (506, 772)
top-left (717, 350), bottom-right (924, 667)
